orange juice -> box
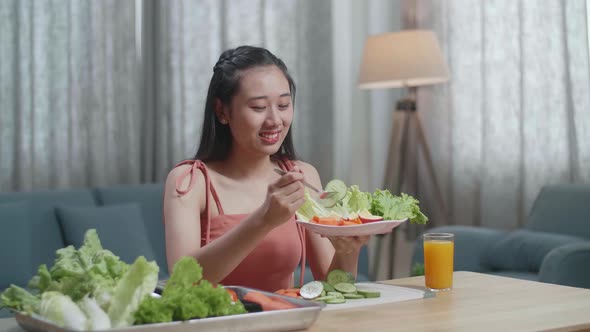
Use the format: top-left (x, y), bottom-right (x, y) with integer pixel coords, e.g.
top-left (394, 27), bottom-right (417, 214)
top-left (424, 239), bottom-right (454, 290)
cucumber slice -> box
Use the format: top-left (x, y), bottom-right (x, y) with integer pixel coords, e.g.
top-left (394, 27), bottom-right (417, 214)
top-left (324, 179), bottom-right (347, 201)
top-left (326, 298), bottom-right (346, 304)
top-left (357, 289), bottom-right (381, 298)
top-left (320, 179), bottom-right (348, 207)
top-left (334, 283), bottom-right (357, 293)
top-left (314, 295), bottom-right (337, 302)
top-left (300, 281), bottom-right (324, 299)
top-left (320, 290), bottom-right (326, 297)
top-left (327, 291), bottom-right (344, 299)
top-left (343, 293), bottom-right (365, 299)
top-left (326, 269), bottom-right (355, 286)
top-left (321, 281), bottom-right (335, 292)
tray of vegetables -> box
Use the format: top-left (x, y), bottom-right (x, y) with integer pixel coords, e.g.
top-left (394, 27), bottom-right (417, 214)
top-left (295, 179), bottom-right (428, 237)
top-left (1, 230), bottom-right (323, 332)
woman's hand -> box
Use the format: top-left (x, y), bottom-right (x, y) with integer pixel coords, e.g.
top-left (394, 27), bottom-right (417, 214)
top-left (257, 168), bottom-right (305, 230)
top-left (325, 235), bottom-right (370, 255)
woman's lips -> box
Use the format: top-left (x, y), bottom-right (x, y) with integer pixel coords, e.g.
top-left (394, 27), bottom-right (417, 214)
top-left (259, 130), bottom-right (281, 144)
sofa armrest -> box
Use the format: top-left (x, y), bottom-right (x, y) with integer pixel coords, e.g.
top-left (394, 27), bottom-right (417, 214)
top-left (411, 226), bottom-right (505, 273)
top-left (539, 242), bottom-right (590, 288)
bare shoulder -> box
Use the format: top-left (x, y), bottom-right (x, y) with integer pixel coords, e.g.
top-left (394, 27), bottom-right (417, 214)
top-left (164, 163), bottom-right (206, 203)
top-left (293, 160), bottom-right (322, 187)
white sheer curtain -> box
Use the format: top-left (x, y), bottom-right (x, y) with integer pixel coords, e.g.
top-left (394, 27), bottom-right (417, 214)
top-left (406, 0), bottom-right (590, 230)
top-left (0, 0), bottom-right (141, 191)
top-left (0, 0), bottom-right (335, 191)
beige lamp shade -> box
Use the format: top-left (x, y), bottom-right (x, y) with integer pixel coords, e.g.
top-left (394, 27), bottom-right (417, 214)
top-left (358, 30), bottom-right (450, 89)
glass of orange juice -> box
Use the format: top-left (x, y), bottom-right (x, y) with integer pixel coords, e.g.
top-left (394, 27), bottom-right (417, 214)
top-left (423, 233), bottom-right (454, 291)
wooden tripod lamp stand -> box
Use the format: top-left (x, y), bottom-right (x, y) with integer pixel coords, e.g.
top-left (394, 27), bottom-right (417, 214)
top-left (358, 30), bottom-right (450, 278)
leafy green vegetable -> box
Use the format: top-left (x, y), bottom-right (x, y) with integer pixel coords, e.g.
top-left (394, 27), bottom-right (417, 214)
top-left (134, 296), bottom-right (174, 324)
top-left (296, 192), bottom-right (329, 221)
top-left (297, 180), bottom-right (428, 224)
top-left (0, 229), bottom-right (159, 330)
top-left (0, 285), bottom-right (40, 314)
top-left (39, 291), bottom-right (87, 331)
top-left (411, 263), bottom-right (425, 277)
top-left (107, 256), bottom-right (159, 328)
top-left (79, 296), bottom-right (111, 330)
top-left (371, 191), bottom-right (428, 224)
top-left (134, 257), bottom-right (246, 325)
top-left (342, 185), bottom-right (372, 212)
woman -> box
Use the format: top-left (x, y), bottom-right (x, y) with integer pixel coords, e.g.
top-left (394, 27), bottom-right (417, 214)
top-left (163, 45), bottom-right (368, 292)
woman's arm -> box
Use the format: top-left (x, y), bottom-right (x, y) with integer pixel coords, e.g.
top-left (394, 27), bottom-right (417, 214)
top-left (296, 162), bottom-right (368, 281)
top-left (164, 165), bottom-right (305, 284)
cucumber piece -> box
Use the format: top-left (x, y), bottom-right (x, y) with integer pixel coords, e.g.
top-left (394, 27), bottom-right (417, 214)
top-left (326, 298), bottom-right (346, 304)
top-left (314, 295), bottom-right (337, 302)
top-left (320, 290), bottom-right (326, 297)
top-left (321, 281), bottom-right (335, 292)
top-left (334, 283), bottom-right (357, 293)
top-left (327, 291), bottom-right (344, 299)
top-left (300, 281), bottom-right (324, 299)
top-left (357, 289), bottom-right (381, 298)
top-left (321, 180), bottom-right (348, 207)
top-left (326, 269), bottom-right (355, 286)
top-left (343, 293), bottom-right (365, 299)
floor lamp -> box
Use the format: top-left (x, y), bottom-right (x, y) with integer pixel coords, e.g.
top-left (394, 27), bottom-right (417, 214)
top-left (358, 30), bottom-right (450, 279)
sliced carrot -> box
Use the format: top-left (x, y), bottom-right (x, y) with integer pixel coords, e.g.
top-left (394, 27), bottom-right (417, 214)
top-left (283, 288), bottom-right (301, 294)
top-left (243, 291), bottom-right (273, 305)
top-left (284, 292), bottom-right (299, 298)
top-left (270, 296), bottom-right (298, 309)
top-left (226, 289), bottom-right (238, 302)
top-left (274, 289), bottom-right (287, 295)
top-left (244, 291), bottom-right (296, 311)
top-left (342, 221), bottom-right (360, 226)
top-left (317, 217), bottom-right (341, 225)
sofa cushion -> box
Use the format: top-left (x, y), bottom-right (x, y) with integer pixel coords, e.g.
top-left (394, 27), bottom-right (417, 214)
top-left (0, 201), bottom-right (32, 290)
top-left (56, 203), bottom-right (157, 265)
top-left (94, 183), bottom-right (167, 276)
top-left (483, 229), bottom-right (586, 272)
top-left (0, 189), bottom-right (96, 273)
top-left (526, 184), bottom-right (590, 239)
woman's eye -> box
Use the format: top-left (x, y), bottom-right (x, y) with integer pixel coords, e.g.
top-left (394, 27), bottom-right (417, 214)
top-left (251, 106), bottom-right (266, 111)
top-left (278, 104), bottom-right (290, 110)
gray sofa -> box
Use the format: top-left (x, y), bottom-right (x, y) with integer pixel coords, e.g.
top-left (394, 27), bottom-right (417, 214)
top-left (0, 182), bottom-right (369, 318)
top-left (411, 184), bottom-right (590, 288)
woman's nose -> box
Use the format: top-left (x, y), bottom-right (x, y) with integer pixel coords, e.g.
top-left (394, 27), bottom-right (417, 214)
top-left (265, 107), bottom-right (281, 124)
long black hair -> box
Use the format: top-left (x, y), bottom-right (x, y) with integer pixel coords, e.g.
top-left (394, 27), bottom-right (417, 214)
top-left (194, 46), bottom-right (297, 162)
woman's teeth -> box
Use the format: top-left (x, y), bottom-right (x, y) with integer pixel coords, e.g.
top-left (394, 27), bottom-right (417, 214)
top-left (260, 132), bottom-right (279, 139)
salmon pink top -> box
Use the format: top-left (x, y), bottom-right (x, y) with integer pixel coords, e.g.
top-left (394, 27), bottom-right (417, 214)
top-left (171, 159), bottom-right (307, 292)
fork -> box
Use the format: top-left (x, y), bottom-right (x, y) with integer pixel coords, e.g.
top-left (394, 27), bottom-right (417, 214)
top-left (273, 168), bottom-right (340, 202)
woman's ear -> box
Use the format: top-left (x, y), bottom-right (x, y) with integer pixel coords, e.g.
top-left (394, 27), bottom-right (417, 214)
top-left (215, 99), bottom-right (229, 124)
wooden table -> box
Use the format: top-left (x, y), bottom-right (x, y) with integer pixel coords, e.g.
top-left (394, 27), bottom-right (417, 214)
top-left (305, 271), bottom-right (590, 332)
top-left (1, 272), bottom-right (589, 332)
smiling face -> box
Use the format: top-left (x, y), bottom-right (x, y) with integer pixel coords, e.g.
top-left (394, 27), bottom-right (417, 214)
top-left (217, 65), bottom-right (294, 157)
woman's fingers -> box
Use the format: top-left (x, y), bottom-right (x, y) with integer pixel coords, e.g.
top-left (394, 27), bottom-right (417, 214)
top-left (326, 235), bottom-right (371, 254)
top-left (274, 171), bottom-right (304, 188)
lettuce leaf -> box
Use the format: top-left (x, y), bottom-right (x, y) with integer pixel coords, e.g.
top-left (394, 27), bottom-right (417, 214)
top-left (107, 256), bottom-right (159, 328)
top-left (135, 257), bottom-right (246, 324)
top-left (0, 285), bottom-right (40, 314)
top-left (371, 190), bottom-right (428, 224)
top-left (342, 185), bottom-right (372, 213)
top-left (39, 291), bottom-right (87, 331)
top-left (296, 191), bottom-right (330, 221)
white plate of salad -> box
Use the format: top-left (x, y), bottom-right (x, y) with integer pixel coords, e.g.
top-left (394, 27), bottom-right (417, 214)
top-left (295, 180), bottom-right (427, 237)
